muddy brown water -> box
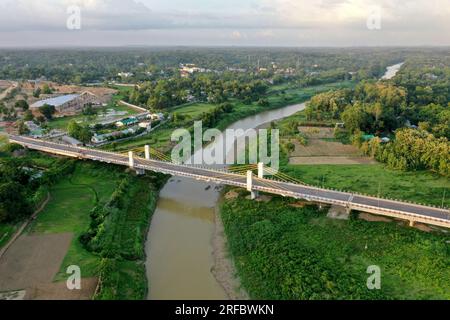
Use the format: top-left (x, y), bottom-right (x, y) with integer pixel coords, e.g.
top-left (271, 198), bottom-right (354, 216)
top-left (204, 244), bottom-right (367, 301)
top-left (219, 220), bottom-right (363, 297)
top-left (145, 102), bottom-right (308, 300)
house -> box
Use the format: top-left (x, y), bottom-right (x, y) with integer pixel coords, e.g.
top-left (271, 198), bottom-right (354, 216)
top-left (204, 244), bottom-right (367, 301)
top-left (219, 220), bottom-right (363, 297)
top-left (116, 117), bottom-right (138, 127)
top-left (139, 122), bottom-right (152, 130)
top-left (118, 72), bottom-right (134, 78)
top-left (381, 137), bottom-right (391, 143)
top-left (146, 113), bottom-right (165, 121)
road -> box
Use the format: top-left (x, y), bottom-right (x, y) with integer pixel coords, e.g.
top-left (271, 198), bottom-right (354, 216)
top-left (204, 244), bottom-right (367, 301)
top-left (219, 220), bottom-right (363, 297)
top-left (9, 135), bottom-right (450, 229)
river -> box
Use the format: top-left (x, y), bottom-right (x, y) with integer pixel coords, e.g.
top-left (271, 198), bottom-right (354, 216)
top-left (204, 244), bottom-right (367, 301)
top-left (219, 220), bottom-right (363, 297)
top-left (380, 62), bottom-right (404, 80)
top-left (145, 102), bottom-right (307, 300)
top-left (145, 62), bottom-right (402, 300)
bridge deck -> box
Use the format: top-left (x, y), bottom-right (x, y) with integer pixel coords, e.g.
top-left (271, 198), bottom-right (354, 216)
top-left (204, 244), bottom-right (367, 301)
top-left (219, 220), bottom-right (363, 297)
top-left (9, 135), bottom-right (450, 229)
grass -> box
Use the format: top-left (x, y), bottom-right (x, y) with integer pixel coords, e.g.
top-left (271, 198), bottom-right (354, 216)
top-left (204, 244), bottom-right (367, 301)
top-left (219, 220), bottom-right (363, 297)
top-left (169, 102), bottom-right (217, 119)
top-left (0, 134), bottom-right (7, 147)
top-left (0, 223), bottom-right (18, 249)
top-left (221, 194), bottom-right (450, 300)
top-left (28, 162), bottom-right (123, 279)
top-left (283, 164), bottom-right (450, 207)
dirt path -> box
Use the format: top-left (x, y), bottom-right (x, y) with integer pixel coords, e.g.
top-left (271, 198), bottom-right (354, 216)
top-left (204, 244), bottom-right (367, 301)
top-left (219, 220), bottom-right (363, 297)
top-left (0, 82), bottom-right (18, 101)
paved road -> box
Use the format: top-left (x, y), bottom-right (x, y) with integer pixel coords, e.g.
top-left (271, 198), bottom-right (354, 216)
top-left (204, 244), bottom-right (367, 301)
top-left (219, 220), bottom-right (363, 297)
top-left (9, 135), bottom-right (450, 228)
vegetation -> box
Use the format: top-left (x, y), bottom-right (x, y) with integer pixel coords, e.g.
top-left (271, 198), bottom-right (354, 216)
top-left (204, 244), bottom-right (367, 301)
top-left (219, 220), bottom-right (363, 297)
top-left (282, 164), bottom-right (450, 207)
top-left (26, 158), bottom-right (167, 299)
top-left (67, 120), bottom-right (93, 144)
top-left (221, 194), bottom-right (450, 299)
top-left (302, 54), bottom-right (450, 177)
top-left (40, 104), bottom-right (56, 120)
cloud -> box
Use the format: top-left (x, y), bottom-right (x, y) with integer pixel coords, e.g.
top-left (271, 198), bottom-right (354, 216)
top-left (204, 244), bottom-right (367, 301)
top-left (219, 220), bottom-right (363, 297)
top-left (0, 0), bottom-right (448, 46)
top-left (0, 0), bottom-right (172, 31)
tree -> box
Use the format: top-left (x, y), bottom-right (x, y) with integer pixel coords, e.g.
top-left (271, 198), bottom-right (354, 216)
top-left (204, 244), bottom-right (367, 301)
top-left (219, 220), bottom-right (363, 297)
top-left (67, 120), bottom-right (92, 144)
top-left (17, 121), bottom-right (29, 135)
top-left (33, 87), bottom-right (41, 98)
top-left (23, 110), bottom-right (34, 121)
top-left (0, 182), bottom-right (32, 222)
top-left (42, 83), bottom-right (52, 94)
top-left (257, 98), bottom-right (270, 107)
top-left (15, 99), bottom-right (29, 111)
top-left (341, 104), bottom-right (370, 133)
top-left (40, 104), bottom-right (56, 120)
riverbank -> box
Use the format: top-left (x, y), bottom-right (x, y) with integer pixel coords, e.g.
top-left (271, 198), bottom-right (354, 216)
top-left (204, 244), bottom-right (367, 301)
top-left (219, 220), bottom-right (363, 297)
top-left (212, 195), bottom-right (249, 300)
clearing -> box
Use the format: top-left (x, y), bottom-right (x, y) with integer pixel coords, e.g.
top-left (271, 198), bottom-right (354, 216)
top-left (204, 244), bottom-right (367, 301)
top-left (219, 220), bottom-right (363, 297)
top-left (288, 126), bottom-right (375, 165)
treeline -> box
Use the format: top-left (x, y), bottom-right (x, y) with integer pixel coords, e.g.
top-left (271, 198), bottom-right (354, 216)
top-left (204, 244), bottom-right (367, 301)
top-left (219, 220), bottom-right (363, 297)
top-left (360, 129), bottom-right (450, 176)
top-left (79, 172), bottom-right (168, 299)
top-left (127, 75), bottom-right (269, 110)
top-left (305, 82), bottom-right (408, 134)
top-left (0, 47), bottom-right (408, 84)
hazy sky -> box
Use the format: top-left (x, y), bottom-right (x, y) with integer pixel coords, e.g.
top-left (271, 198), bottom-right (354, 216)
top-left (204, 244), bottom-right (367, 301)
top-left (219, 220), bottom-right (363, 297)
top-left (0, 0), bottom-right (449, 47)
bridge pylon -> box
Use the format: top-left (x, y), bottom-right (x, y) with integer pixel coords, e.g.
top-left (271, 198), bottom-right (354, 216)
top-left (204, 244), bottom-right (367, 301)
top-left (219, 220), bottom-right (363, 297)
top-left (247, 170), bottom-right (258, 200)
top-left (258, 162), bottom-right (264, 178)
top-left (145, 145), bottom-right (150, 160)
top-left (128, 151), bottom-right (134, 168)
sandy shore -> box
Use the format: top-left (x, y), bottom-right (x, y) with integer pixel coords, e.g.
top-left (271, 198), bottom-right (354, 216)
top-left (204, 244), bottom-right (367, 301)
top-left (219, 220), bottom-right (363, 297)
top-left (211, 197), bottom-right (249, 300)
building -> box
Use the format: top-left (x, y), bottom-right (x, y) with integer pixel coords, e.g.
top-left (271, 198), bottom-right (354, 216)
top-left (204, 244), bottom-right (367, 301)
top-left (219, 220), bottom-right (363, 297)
top-left (146, 113), bottom-right (165, 121)
top-left (179, 64), bottom-right (206, 77)
top-left (61, 135), bottom-right (83, 146)
top-left (30, 92), bottom-right (99, 115)
top-left (116, 117), bottom-right (138, 127)
top-left (138, 122), bottom-right (152, 130)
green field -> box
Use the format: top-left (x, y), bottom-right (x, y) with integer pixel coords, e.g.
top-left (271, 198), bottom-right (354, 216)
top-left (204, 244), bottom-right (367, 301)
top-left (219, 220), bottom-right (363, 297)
top-left (221, 194), bottom-right (450, 300)
top-left (169, 102), bottom-right (217, 119)
top-left (29, 162), bottom-right (123, 279)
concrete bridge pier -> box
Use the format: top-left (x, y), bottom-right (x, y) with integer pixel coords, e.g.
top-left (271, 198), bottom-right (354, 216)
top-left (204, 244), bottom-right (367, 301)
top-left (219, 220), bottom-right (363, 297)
top-left (247, 170), bottom-right (258, 200)
top-left (128, 151), bottom-right (135, 168)
top-left (136, 168), bottom-right (145, 175)
top-left (145, 145), bottom-right (150, 160)
top-left (258, 162), bottom-right (264, 178)
top-left (409, 220), bottom-right (415, 227)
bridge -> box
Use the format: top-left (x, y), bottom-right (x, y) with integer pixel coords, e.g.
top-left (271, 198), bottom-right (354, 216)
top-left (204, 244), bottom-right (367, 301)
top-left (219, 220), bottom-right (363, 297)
top-left (9, 135), bottom-right (450, 229)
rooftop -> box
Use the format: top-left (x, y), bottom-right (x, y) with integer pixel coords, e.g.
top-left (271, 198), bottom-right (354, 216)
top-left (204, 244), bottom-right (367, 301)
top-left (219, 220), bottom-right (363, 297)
top-left (31, 94), bottom-right (80, 108)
